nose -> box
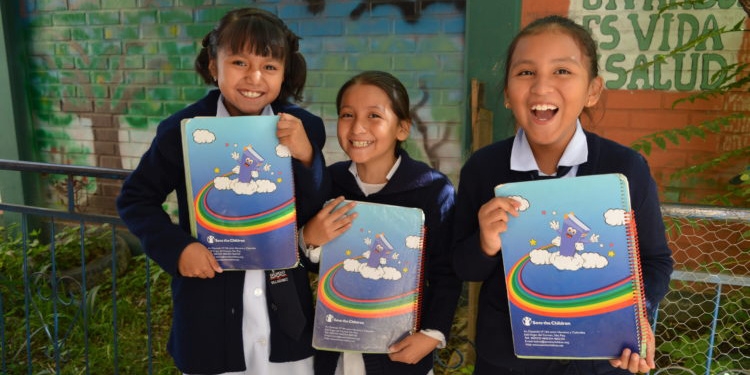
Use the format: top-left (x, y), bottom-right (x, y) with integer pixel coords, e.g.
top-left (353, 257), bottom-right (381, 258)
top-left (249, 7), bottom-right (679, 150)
top-left (351, 118), bottom-right (367, 134)
top-left (246, 69), bottom-right (261, 83)
top-left (530, 74), bottom-right (552, 95)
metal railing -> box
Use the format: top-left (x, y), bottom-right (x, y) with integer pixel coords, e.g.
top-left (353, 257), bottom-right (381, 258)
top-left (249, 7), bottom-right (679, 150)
top-left (0, 159), bottom-right (165, 374)
top-left (0, 159), bottom-right (748, 374)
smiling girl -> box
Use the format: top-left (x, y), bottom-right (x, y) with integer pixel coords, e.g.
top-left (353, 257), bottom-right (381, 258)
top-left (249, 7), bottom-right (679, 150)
top-left (451, 15), bottom-right (673, 375)
top-left (300, 71), bottom-right (461, 375)
top-left (117, 8), bottom-right (328, 375)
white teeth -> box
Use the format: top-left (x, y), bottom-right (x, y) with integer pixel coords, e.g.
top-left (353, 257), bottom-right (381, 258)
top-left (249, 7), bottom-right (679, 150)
top-left (240, 91), bottom-right (261, 98)
top-left (531, 104), bottom-right (558, 111)
top-left (351, 141), bottom-right (372, 147)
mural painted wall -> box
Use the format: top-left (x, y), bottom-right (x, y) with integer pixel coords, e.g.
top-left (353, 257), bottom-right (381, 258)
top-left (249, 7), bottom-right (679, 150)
top-left (576, 1), bottom-right (744, 91)
top-left (523, 1), bottom-right (750, 205)
top-left (15, 0), bottom-right (466, 215)
top-left (11, 0), bottom-right (749, 213)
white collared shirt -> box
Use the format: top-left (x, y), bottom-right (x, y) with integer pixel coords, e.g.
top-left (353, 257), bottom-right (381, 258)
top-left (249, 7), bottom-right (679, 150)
top-left (347, 156), bottom-right (402, 196)
top-left (510, 120), bottom-right (588, 177)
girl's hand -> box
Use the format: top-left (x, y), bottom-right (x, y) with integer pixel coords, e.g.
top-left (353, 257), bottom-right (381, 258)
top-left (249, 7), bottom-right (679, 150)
top-left (178, 242), bottom-right (223, 278)
top-left (276, 113), bottom-right (313, 167)
top-left (477, 196), bottom-right (520, 256)
top-left (387, 332), bottom-right (440, 365)
top-left (302, 196), bottom-right (357, 247)
top-left (609, 324), bottom-right (656, 373)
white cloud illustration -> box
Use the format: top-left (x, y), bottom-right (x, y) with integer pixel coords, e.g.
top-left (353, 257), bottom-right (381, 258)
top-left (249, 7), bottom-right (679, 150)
top-left (192, 129), bottom-right (215, 144)
top-left (604, 209), bottom-right (627, 226)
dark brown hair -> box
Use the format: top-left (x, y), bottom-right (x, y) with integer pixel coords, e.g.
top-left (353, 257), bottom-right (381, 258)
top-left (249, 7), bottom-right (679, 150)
top-left (336, 71), bottom-right (411, 151)
top-left (194, 7), bottom-right (306, 103)
top-left (502, 15), bottom-right (603, 122)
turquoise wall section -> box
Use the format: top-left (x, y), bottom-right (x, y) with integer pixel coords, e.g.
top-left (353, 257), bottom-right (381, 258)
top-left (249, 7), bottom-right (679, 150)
top-left (15, 1), bottom-right (466, 177)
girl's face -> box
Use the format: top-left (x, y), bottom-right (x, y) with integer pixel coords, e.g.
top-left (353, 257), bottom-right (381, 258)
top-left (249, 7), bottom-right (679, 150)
top-left (209, 46), bottom-right (285, 116)
top-left (337, 83), bottom-right (410, 171)
top-left (505, 30), bottom-right (602, 151)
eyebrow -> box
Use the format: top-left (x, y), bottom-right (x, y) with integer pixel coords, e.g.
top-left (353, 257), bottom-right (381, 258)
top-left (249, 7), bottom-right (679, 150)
top-left (341, 102), bottom-right (387, 110)
top-left (511, 56), bottom-right (583, 67)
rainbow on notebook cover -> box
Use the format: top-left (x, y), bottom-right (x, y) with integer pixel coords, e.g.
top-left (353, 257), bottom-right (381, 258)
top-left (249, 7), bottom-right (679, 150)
top-left (495, 173), bottom-right (649, 359)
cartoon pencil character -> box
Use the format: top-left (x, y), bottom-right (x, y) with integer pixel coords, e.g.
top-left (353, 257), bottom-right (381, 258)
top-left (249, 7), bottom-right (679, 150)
top-left (550, 212), bottom-right (599, 257)
top-left (366, 233), bottom-right (394, 268)
top-left (233, 145), bottom-right (264, 182)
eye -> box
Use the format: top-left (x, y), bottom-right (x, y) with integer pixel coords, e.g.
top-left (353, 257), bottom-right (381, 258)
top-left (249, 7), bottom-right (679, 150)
top-left (555, 68), bottom-right (572, 75)
top-left (367, 113), bottom-right (383, 119)
top-left (517, 69), bottom-right (534, 77)
top-left (232, 60), bottom-right (247, 67)
top-left (264, 64), bottom-right (279, 71)
top-left (339, 112), bottom-right (353, 119)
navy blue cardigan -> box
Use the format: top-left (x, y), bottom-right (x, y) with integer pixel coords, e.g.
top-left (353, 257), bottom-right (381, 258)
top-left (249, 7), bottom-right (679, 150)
top-left (117, 90), bottom-right (328, 373)
top-left (314, 149), bottom-right (462, 375)
top-left (452, 131), bottom-right (674, 372)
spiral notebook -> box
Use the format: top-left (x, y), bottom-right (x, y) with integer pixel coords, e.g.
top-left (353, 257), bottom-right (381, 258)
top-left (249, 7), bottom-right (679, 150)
top-left (181, 115), bottom-right (298, 270)
top-left (494, 173), bottom-right (649, 359)
top-left (313, 201), bottom-right (425, 353)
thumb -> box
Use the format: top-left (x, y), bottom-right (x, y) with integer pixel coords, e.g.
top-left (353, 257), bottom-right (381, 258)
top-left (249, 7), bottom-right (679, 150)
top-left (388, 339), bottom-right (407, 353)
top-left (208, 253), bottom-right (223, 273)
top-left (646, 340), bottom-right (656, 368)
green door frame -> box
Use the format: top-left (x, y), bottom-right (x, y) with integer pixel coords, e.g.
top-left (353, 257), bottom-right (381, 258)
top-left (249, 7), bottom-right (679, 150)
top-left (0, 1), bottom-right (40, 213)
top-left (464, 0), bottom-right (521, 154)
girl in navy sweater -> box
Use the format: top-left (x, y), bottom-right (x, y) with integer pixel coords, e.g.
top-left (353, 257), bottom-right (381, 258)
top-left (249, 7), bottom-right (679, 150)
top-left (117, 8), bottom-right (327, 374)
top-left (301, 71), bottom-right (461, 375)
top-left (452, 16), bottom-right (673, 375)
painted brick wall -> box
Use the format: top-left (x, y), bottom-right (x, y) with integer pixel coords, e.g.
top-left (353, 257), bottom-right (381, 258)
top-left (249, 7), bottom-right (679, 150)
top-left (522, 1), bottom-right (750, 205)
top-left (16, 0), bottom-right (748, 214)
top-left (17, 0), bottom-right (466, 215)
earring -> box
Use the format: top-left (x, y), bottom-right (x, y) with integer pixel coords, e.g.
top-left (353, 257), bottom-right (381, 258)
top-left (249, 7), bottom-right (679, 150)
top-left (504, 102), bottom-right (510, 109)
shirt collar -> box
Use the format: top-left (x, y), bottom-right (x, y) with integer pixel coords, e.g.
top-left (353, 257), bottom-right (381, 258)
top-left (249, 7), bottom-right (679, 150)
top-left (348, 156), bottom-right (402, 196)
top-left (510, 120), bottom-right (588, 175)
top-left (216, 95), bottom-right (274, 117)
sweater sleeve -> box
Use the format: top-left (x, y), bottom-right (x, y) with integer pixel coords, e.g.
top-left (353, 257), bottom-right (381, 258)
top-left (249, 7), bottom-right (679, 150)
top-left (285, 107), bottom-right (329, 270)
top-left (629, 161), bottom-right (674, 317)
top-left (116, 122), bottom-right (196, 277)
top-left (451, 152), bottom-right (504, 282)
top-left (420, 178), bottom-right (462, 337)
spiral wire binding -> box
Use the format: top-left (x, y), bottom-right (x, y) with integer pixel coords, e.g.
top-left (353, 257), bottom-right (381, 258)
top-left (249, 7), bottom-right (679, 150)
top-left (619, 174), bottom-right (650, 356)
top-left (625, 209), bottom-right (650, 355)
top-left (412, 217), bottom-right (427, 334)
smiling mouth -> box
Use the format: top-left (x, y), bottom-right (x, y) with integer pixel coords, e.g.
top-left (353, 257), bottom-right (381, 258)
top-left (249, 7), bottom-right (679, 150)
top-left (351, 140), bottom-right (373, 148)
top-left (531, 104), bottom-right (558, 121)
top-left (240, 90), bottom-right (262, 99)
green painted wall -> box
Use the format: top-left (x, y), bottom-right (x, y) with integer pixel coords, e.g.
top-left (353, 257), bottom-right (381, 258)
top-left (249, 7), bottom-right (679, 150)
top-left (465, 0), bottom-right (520, 151)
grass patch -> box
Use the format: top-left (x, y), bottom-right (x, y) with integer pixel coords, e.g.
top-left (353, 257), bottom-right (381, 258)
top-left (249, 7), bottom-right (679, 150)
top-left (0, 224), bottom-right (178, 374)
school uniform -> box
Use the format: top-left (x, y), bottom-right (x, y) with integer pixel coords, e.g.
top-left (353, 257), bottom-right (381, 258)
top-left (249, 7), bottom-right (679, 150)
top-left (117, 89), bottom-right (328, 374)
top-left (313, 149), bottom-right (462, 375)
top-left (452, 125), bottom-right (674, 374)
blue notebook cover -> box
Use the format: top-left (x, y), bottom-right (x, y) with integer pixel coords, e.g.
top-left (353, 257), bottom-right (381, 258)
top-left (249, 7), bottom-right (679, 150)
top-left (181, 115), bottom-right (298, 270)
top-left (313, 201), bottom-right (425, 353)
top-left (494, 173), bottom-right (648, 359)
